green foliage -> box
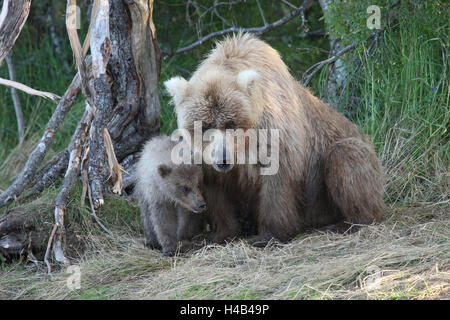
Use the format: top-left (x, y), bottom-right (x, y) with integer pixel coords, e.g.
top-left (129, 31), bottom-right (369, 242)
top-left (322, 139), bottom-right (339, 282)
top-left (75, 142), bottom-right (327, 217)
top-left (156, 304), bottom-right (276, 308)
top-left (324, 0), bottom-right (393, 45)
top-left (321, 0), bottom-right (449, 204)
top-left (0, 1), bottom-right (90, 162)
top-left (78, 287), bottom-right (112, 300)
top-left (95, 193), bottom-right (142, 232)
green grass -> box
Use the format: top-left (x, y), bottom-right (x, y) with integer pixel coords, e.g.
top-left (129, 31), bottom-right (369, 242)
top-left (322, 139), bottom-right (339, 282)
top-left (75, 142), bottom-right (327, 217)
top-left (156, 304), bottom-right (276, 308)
top-left (319, 1), bottom-right (449, 205)
top-left (78, 288), bottom-right (112, 300)
top-left (0, 1), bottom-right (89, 164)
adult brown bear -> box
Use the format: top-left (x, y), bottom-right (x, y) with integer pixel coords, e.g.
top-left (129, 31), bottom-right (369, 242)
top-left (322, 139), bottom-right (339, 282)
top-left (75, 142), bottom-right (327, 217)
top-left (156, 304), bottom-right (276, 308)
top-left (164, 33), bottom-right (384, 245)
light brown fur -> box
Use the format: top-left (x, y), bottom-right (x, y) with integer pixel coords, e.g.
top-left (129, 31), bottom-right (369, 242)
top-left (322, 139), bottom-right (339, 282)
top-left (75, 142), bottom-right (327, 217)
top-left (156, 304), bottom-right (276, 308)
top-left (165, 33), bottom-right (384, 244)
top-left (135, 136), bottom-right (206, 256)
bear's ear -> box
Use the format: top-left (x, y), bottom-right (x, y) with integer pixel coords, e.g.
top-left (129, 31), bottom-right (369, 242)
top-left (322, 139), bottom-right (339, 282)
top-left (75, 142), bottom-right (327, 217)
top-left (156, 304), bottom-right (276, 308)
top-left (157, 164), bottom-right (172, 178)
top-left (164, 76), bottom-right (190, 105)
top-left (237, 69), bottom-right (259, 93)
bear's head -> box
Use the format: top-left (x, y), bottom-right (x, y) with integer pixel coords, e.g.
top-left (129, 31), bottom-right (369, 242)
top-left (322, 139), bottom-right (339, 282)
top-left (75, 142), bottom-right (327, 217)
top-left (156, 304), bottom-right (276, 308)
top-left (164, 69), bottom-right (262, 173)
top-left (157, 163), bottom-right (206, 213)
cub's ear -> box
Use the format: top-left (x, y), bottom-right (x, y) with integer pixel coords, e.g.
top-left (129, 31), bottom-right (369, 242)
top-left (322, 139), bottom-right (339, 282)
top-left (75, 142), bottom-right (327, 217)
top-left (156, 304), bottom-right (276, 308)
top-left (164, 76), bottom-right (190, 105)
top-left (157, 164), bottom-right (172, 178)
top-left (237, 69), bottom-right (259, 93)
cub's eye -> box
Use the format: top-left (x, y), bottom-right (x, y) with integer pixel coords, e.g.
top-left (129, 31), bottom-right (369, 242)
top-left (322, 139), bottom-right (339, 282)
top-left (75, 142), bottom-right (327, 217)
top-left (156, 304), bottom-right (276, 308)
top-left (182, 186), bottom-right (191, 194)
top-left (225, 121), bottom-right (236, 129)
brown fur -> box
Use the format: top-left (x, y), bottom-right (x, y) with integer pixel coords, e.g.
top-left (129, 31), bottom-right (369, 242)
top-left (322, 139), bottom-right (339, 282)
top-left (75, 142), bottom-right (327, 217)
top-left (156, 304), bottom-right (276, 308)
top-left (165, 34), bottom-right (384, 244)
top-left (135, 136), bottom-right (206, 256)
top-left (202, 169), bottom-right (258, 244)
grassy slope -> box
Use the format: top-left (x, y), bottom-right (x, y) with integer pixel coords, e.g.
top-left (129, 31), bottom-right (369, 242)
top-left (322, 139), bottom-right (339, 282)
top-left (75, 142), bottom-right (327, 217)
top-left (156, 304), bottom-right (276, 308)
top-left (0, 199), bottom-right (448, 300)
top-left (0, 1), bottom-right (448, 299)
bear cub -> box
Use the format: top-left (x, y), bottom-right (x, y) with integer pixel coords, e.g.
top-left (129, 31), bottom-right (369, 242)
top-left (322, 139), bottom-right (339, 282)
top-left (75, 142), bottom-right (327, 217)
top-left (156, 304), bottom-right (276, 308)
top-left (135, 136), bottom-right (206, 256)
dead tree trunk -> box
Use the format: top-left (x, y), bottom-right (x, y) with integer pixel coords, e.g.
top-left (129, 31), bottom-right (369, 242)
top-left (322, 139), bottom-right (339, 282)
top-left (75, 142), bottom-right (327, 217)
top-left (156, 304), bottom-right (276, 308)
top-left (0, 0), bottom-right (161, 267)
top-left (5, 52), bottom-right (25, 143)
top-left (318, 0), bottom-right (349, 107)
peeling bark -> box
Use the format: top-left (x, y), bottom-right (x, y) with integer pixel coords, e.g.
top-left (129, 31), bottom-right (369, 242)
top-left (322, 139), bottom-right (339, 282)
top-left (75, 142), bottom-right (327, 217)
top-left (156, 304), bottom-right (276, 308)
top-left (0, 0), bottom-right (32, 63)
top-left (127, 0), bottom-right (162, 137)
top-left (47, 109), bottom-right (94, 266)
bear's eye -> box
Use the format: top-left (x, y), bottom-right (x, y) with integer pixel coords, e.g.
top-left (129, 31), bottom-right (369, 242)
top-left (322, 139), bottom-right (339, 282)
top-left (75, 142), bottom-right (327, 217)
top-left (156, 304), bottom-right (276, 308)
top-left (225, 121), bottom-right (236, 129)
top-left (181, 186), bottom-right (191, 194)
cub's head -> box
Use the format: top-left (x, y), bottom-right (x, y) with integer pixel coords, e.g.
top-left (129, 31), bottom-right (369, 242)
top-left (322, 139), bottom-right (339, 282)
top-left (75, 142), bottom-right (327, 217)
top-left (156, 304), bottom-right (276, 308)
top-left (157, 164), bottom-right (206, 213)
top-left (164, 69), bottom-right (262, 173)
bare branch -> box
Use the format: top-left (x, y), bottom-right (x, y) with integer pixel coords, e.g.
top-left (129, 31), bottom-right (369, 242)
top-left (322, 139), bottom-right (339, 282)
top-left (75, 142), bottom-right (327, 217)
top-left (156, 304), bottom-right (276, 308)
top-left (213, 0), bottom-right (233, 27)
top-left (66, 0), bottom-right (94, 107)
top-left (103, 128), bottom-right (123, 195)
top-left (0, 77), bottom-right (61, 103)
top-left (256, 0), bottom-right (267, 26)
top-left (298, 29), bottom-right (326, 39)
top-left (120, 154), bottom-right (137, 191)
top-left (302, 42), bottom-right (357, 86)
top-left (0, 74), bottom-right (82, 209)
top-left (28, 150), bottom-right (69, 196)
top-left (80, 146), bottom-right (90, 207)
top-left (281, 0), bottom-right (298, 10)
top-left (44, 224), bottom-right (58, 274)
top-left (88, 182), bottom-right (112, 236)
top-left (82, 0), bottom-right (99, 57)
top-left (166, 0), bottom-right (313, 57)
top-left (302, 29), bottom-right (384, 87)
top-left (46, 108), bottom-right (94, 267)
top-left (5, 53), bottom-right (25, 142)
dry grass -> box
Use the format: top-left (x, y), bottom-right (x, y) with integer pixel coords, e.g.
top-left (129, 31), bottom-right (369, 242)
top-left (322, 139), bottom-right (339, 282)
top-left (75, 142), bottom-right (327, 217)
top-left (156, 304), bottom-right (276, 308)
top-left (378, 116), bottom-right (450, 206)
top-left (0, 205), bottom-right (448, 300)
top-left (0, 99), bottom-right (448, 300)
